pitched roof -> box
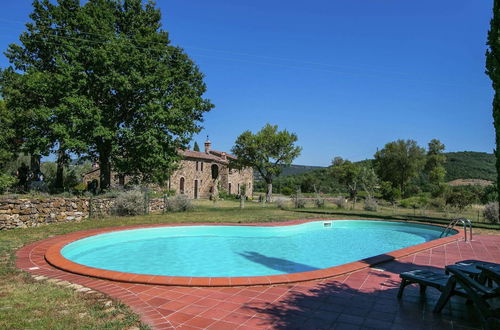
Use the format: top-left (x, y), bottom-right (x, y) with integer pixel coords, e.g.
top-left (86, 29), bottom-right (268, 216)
top-left (178, 149), bottom-right (236, 164)
top-left (83, 148), bottom-right (237, 178)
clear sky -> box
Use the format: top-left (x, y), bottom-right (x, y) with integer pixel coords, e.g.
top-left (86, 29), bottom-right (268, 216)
top-left (0, 0), bottom-right (495, 166)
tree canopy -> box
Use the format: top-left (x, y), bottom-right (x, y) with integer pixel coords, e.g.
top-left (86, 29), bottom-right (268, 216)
top-left (0, 100), bottom-right (16, 167)
top-left (373, 139), bottom-right (426, 196)
top-left (1, 0), bottom-right (213, 190)
top-left (424, 139), bottom-right (446, 185)
top-left (330, 157), bottom-right (377, 207)
top-left (231, 123), bottom-right (301, 202)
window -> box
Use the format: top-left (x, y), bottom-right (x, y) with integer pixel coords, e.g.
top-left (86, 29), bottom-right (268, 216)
top-left (180, 177), bottom-right (185, 194)
top-left (196, 161), bottom-right (199, 171)
top-left (201, 162), bottom-right (204, 172)
top-left (228, 183), bottom-right (232, 194)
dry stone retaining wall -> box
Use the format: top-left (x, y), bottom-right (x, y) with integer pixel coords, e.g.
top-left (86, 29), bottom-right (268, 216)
top-left (0, 197), bottom-right (166, 230)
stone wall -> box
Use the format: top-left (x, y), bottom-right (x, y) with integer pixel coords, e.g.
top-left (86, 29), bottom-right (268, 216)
top-left (0, 197), bottom-right (168, 230)
top-left (0, 198), bottom-right (88, 230)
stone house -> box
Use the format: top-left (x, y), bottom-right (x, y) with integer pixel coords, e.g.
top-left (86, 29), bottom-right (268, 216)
top-left (83, 140), bottom-right (253, 199)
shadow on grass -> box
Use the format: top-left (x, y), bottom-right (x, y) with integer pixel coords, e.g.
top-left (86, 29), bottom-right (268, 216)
top-left (243, 257), bottom-right (482, 329)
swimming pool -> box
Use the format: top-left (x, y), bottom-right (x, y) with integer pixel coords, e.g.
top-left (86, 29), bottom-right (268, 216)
top-left (59, 220), bottom-right (455, 278)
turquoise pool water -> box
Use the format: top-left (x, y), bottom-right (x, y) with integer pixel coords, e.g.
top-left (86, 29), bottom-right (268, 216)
top-left (61, 220), bottom-right (453, 277)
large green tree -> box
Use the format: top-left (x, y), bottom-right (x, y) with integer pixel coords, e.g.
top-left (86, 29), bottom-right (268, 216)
top-left (424, 139), bottom-right (446, 185)
top-left (330, 157), bottom-right (378, 208)
top-left (486, 0), bottom-right (500, 209)
top-left (373, 139), bottom-right (425, 196)
top-left (231, 124), bottom-right (302, 202)
top-left (331, 157), bottom-right (360, 207)
top-left (0, 100), bottom-right (16, 167)
top-left (1, 0), bottom-right (89, 190)
top-left (2, 0), bottom-right (213, 190)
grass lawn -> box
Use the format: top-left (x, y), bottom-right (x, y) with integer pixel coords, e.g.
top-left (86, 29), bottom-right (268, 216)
top-left (0, 199), bottom-right (498, 329)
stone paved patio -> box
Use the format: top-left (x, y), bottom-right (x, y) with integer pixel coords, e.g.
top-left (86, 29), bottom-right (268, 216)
top-left (16, 230), bottom-right (500, 329)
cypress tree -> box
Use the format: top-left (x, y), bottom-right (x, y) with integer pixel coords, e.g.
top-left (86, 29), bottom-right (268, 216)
top-left (486, 0), bottom-right (500, 208)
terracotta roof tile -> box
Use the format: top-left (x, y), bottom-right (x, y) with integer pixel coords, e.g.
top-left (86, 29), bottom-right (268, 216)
top-left (178, 149), bottom-right (236, 163)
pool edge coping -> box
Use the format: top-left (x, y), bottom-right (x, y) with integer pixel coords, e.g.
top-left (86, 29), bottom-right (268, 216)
top-left (44, 219), bottom-right (461, 287)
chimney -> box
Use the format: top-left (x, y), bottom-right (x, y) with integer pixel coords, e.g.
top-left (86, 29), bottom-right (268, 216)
top-left (204, 138), bottom-right (211, 153)
top-left (221, 152), bottom-right (227, 160)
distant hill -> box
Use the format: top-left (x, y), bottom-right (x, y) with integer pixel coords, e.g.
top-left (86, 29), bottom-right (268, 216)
top-left (444, 151), bottom-right (496, 182)
top-left (253, 164), bottom-right (325, 181)
top-left (253, 151), bottom-right (496, 183)
top-left (350, 152), bottom-right (496, 182)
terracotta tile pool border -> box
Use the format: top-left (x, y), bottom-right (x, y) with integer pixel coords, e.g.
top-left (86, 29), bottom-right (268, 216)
top-left (44, 219), bottom-right (460, 287)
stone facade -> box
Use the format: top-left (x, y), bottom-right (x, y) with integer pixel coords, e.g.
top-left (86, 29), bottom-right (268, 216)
top-left (83, 140), bottom-right (254, 199)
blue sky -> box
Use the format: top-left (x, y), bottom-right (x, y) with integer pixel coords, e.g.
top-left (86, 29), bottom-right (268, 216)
top-left (0, 0), bottom-right (495, 166)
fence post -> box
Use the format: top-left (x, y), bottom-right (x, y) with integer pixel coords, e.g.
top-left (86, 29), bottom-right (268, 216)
top-left (163, 194), bottom-right (167, 214)
top-left (144, 189), bottom-right (150, 215)
top-left (89, 195), bottom-right (93, 219)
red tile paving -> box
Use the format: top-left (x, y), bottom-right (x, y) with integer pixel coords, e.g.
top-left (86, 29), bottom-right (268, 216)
top-left (15, 221), bottom-right (500, 329)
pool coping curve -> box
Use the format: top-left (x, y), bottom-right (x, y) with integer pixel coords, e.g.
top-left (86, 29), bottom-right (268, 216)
top-left (44, 219), bottom-right (460, 287)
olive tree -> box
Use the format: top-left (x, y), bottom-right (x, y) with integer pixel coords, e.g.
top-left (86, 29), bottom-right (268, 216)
top-left (231, 124), bottom-right (301, 203)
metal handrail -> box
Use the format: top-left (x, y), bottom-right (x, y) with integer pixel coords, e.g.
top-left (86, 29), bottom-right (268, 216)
top-left (440, 218), bottom-right (472, 241)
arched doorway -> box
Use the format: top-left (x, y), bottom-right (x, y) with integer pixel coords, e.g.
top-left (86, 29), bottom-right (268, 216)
top-left (179, 177), bottom-right (185, 194)
top-left (211, 164), bottom-right (219, 180)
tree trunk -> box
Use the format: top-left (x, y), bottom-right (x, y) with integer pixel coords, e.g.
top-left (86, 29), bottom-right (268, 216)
top-left (240, 195), bottom-right (245, 209)
top-left (54, 150), bottom-right (66, 191)
top-left (266, 182), bottom-right (273, 203)
top-left (30, 154), bottom-right (41, 180)
top-left (98, 143), bottom-right (112, 191)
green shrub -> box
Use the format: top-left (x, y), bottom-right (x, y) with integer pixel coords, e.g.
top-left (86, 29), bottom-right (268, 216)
top-left (295, 198), bottom-right (306, 209)
top-left (72, 182), bottom-right (87, 196)
top-left (483, 202), bottom-right (499, 224)
top-left (281, 187), bottom-right (294, 196)
top-left (380, 181), bottom-right (401, 202)
top-left (218, 189), bottom-right (233, 200)
top-left (429, 197), bottom-right (446, 209)
top-left (112, 189), bottom-right (145, 216)
top-left (399, 196), bottom-right (429, 209)
top-left (314, 198), bottom-right (325, 208)
top-left (445, 187), bottom-right (476, 210)
top-left (332, 197), bottom-right (347, 209)
top-left (0, 174), bottom-right (17, 194)
top-left (274, 197), bottom-right (288, 210)
top-left (481, 185), bottom-right (498, 204)
top-left (363, 197), bottom-right (378, 211)
top-left (165, 195), bottom-right (193, 212)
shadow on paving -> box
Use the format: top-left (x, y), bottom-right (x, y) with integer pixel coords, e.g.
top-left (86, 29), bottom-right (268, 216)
top-left (238, 251), bottom-right (320, 273)
top-left (244, 257), bottom-right (483, 329)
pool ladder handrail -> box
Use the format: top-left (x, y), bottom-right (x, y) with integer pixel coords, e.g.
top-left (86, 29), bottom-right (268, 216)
top-left (440, 218), bottom-right (472, 242)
